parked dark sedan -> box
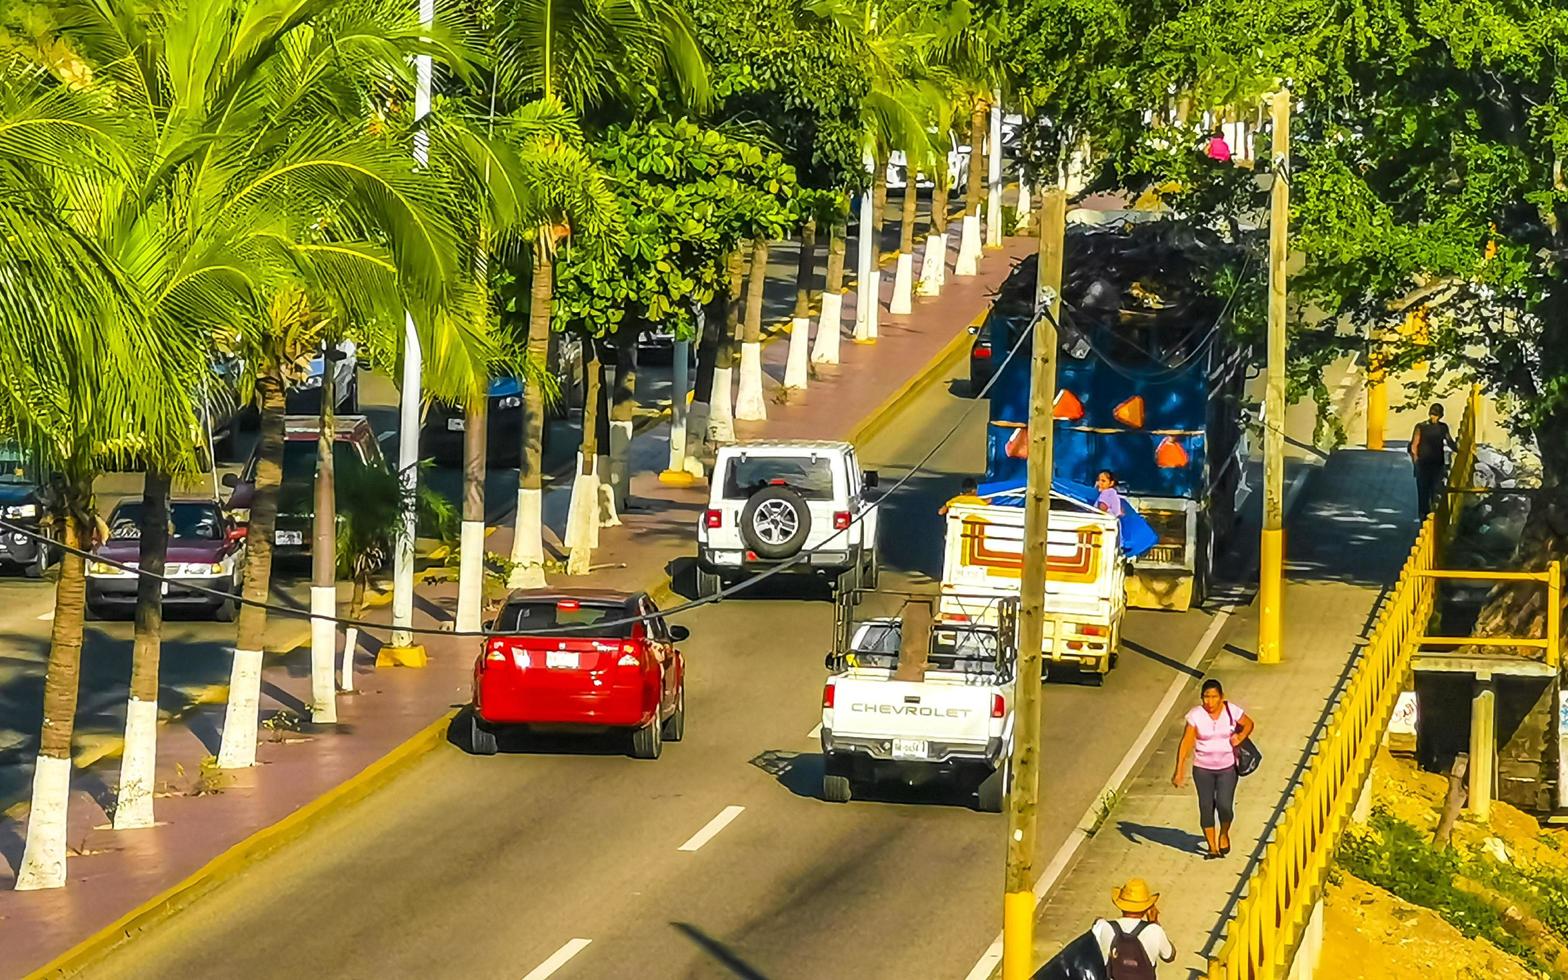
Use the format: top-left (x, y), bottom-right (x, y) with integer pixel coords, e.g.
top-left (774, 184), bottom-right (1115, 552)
top-left (422, 376), bottom-right (531, 466)
top-left (86, 499), bottom-right (247, 620)
top-left (0, 447), bottom-right (54, 578)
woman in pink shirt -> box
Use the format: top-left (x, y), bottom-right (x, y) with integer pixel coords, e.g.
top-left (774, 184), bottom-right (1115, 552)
top-left (1173, 678), bottom-right (1255, 859)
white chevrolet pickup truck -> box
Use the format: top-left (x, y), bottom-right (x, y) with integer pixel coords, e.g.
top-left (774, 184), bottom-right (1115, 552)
top-left (819, 601), bottom-right (1017, 812)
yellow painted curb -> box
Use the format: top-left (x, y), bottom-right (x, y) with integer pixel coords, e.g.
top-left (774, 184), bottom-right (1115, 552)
top-left (27, 707), bottom-right (460, 980)
top-left (375, 644), bottom-right (428, 669)
top-left (845, 307), bottom-right (985, 449)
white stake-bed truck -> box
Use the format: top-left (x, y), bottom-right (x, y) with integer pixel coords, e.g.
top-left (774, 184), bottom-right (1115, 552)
top-left (940, 495), bottom-right (1126, 682)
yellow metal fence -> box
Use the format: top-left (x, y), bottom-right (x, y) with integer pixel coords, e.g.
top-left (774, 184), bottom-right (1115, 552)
top-left (1207, 387), bottom-right (1480, 979)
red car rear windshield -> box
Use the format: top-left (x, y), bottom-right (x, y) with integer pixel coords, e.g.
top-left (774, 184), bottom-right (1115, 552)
top-left (494, 600), bottom-right (634, 638)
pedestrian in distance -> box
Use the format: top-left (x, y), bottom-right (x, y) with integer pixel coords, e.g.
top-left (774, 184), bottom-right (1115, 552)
top-left (1408, 403), bottom-right (1457, 520)
top-left (1173, 678), bottom-right (1255, 859)
top-left (938, 476), bottom-right (985, 516)
top-left (1204, 127), bottom-right (1232, 163)
top-left (1095, 469), bottom-right (1125, 517)
top-left (1093, 878), bottom-right (1176, 979)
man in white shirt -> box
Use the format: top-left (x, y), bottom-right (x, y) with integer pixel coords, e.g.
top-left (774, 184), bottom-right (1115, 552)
top-left (1091, 878), bottom-right (1176, 977)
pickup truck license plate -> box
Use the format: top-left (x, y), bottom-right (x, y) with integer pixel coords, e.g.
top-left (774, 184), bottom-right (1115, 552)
top-left (546, 651), bottom-right (577, 669)
top-left (891, 738), bottom-right (929, 760)
top-left (447, 417), bottom-right (465, 431)
top-left (275, 530), bottom-right (303, 546)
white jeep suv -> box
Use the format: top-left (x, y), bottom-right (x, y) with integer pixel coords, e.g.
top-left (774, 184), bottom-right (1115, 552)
top-left (695, 440), bottom-right (880, 597)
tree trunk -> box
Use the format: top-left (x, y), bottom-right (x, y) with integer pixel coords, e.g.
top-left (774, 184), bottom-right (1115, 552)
top-left (707, 249), bottom-right (743, 446)
top-left (508, 235), bottom-right (552, 589)
top-left (594, 348), bottom-right (618, 531)
top-left (456, 392), bottom-right (487, 631)
top-left (736, 239), bottom-right (771, 420)
top-left (812, 222), bottom-right (847, 364)
top-left (920, 173), bottom-right (950, 296)
top-left (873, 156), bottom-right (889, 249)
top-left (688, 298), bottom-right (721, 461)
top-left (113, 466), bottom-right (171, 830)
top-left (566, 339), bottom-right (602, 575)
top-left (217, 370), bottom-right (286, 769)
top-left (891, 169), bottom-right (920, 314)
top-left (15, 503), bottom-right (89, 889)
top-left (608, 329), bottom-right (637, 510)
top-left (785, 217), bottom-right (817, 390)
top-left (309, 345), bottom-right (337, 724)
top-left (967, 104), bottom-right (988, 216)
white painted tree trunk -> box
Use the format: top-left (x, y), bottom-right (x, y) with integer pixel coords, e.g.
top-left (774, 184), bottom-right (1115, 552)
top-left (595, 451), bottom-right (618, 534)
top-left (986, 96), bottom-right (1004, 247)
top-left (111, 697), bottom-right (158, 830)
top-left (955, 215), bottom-right (982, 276)
top-left (853, 269), bottom-right (881, 342)
top-left (216, 646), bottom-right (264, 768)
top-left (735, 342), bottom-right (768, 420)
top-left (917, 233), bottom-right (947, 295)
top-left (565, 455), bottom-right (599, 575)
top-left (784, 317), bottom-right (811, 390)
top-left (667, 341), bottom-right (695, 469)
top-left (14, 754), bottom-right (70, 889)
top-left (686, 398), bottom-right (712, 462)
top-left (811, 293), bottom-right (843, 364)
top-left (342, 627), bottom-right (359, 692)
top-left (455, 519), bottom-right (485, 634)
top-left (707, 366), bottom-right (735, 445)
top-left (608, 419), bottom-right (634, 510)
top-left (889, 253), bottom-right (915, 314)
top-left (507, 487), bottom-right (547, 589)
top-left (866, 270), bottom-right (881, 338)
top-left (309, 585), bottom-right (336, 723)
top-left (1015, 183), bottom-right (1032, 231)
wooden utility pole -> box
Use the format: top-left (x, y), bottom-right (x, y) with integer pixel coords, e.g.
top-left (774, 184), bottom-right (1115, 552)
top-left (1002, 186), bottom-right (1065, 980)
top-left (1258, 88), bottom-right (1290, 666)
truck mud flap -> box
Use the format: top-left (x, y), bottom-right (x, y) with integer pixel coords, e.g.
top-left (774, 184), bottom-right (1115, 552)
top-left (1127, 568), bottom-right (1196, 611)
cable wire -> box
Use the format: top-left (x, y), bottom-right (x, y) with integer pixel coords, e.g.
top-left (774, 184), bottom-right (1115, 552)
top-left (0, 309), bottom-right (1044, 639)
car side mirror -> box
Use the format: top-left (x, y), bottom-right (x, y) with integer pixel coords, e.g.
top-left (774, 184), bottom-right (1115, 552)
top-left (227, 526), bottom-right (248, 542)
top-left (863, 470), bottom-right (879, 489)
top-left (670, 625), bottom-right (691, 642)
top-left (824, 653), bottom-right (836, 670)
top-left (221, 473), bottom-right (239, 489)
top-left (968, 325), bottom-right (979, 335)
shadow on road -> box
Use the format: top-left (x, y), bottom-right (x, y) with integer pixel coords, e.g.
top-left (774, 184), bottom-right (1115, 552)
top-left (1116, 820), bottom-right (1206, 855)
top-left (671, 922), bottom-right (771, 980)
top-left (749, 748), bottom-right (987, 812)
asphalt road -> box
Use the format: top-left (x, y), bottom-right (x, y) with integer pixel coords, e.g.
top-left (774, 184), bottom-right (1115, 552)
top-left (82, 354), bottom-right (1236, 980)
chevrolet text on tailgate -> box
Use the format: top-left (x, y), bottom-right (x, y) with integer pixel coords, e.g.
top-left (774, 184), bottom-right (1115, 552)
top-left (819, 589), bottom-right (1018, 812)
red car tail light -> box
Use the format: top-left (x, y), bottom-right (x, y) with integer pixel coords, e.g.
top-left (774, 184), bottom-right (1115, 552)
top-left (556, 598), bottom-right (580, 611)
top-left (991, 694), bottom-right (1005, 718)
top-left (822, 683), bottom-right (836, 708)
top-left (1078, 624), bottom-right (1106, 637)
top-left (705, 509), bottom-right (723, 528)
top-left (972, 346), bottom-right (992, 359)
top-left (833, 511), bottom-right (851, 531)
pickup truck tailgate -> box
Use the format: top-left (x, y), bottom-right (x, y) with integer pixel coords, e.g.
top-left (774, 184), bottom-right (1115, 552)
top-left (828, 677), bottom-right (994, 744)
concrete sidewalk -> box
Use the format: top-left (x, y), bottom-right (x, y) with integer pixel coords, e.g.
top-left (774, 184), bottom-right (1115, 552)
top-left (1027, 446), bottom-right (1422, 976)
top-left (0, 225), bottom-right (1036, 977)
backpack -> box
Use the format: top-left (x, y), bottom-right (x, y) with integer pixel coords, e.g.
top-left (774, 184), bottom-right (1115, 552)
top-left (1107, 921), bottom-right (1156, 980)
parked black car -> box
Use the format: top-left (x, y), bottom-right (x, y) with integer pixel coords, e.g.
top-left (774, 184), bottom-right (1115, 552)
top-left (422, 377), bottom-right (530, 466)
top-left (0, 447), bottom-right (52, 578)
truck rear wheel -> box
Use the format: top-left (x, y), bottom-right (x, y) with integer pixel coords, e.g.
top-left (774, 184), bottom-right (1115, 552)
top-left (977, 763), bottom-right (1009, 813)
top-left (823, 772), bottom-right (853, 803)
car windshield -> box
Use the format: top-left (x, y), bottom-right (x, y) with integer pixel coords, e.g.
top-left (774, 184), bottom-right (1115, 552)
top-left (722, 455), bottom-right (835, 500)
top-left (109, 502), bottom-right (223, 541)
top-left (931, 627), bottom-right (999, 663)
top-left (245, 440), bottom-right (367, 486)
top-left (494, 599), bottom-right (633, 638)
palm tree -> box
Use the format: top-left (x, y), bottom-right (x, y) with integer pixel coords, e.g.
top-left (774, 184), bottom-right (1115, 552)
top-left (734, 238), bottom-right (772, 420)
top-left (491, 0), bottom-right (709, 589)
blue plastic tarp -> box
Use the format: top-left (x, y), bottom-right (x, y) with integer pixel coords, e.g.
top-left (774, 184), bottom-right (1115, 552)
top-left (975, 477), bottom-right (1159, 559)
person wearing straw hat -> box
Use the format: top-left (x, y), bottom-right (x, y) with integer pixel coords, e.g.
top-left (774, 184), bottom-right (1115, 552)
top-left (1092, 878), bottom-right (1175, 979)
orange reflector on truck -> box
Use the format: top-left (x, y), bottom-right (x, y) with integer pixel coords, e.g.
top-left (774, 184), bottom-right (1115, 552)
top-left (1156, 437), bottom-right (1190, 468)
top-left (1113, 396), bottom-right (1145, 428)
top-left (1054, 390), bottom-right (1085, 421)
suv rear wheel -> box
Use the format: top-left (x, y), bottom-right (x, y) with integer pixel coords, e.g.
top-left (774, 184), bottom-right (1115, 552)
top-left (695, 565), bottom-right (722, 599)
top-left (823, 772), bottom-right (853, 803)
top-left (739, 486), bottom-right (811, 559)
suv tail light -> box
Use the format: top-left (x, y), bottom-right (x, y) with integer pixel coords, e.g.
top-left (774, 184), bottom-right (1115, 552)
top-left (972, 346), bottom-right (992, 359)
top-left (991, 693), bottom-right (1005, 718)
top-left (705, 509), bottom-right (723, 529)
top-left (833, 511), bottom-right (851, 531)
top-left (822, 683), bottom-right (836, 708)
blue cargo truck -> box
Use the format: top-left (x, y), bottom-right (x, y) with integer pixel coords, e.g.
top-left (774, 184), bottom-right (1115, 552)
top-left (981, 226), bottom-right (1249, 610)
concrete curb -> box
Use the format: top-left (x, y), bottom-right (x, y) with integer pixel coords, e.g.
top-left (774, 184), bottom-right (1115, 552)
top-left (27, 707), bottom-right (461, 980)
top-left (31, 276), bottom-right (994, 980)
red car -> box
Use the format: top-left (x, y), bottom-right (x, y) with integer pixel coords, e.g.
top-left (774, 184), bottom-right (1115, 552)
top-left (469, 589), bottom-right (689, 758)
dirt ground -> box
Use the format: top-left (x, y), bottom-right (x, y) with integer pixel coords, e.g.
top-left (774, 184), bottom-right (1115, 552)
top-left (1321, 872), bottom-right (1541, 980)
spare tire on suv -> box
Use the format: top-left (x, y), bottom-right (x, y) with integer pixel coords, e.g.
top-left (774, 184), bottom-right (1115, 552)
top-left (740, 485), bottom-right (812, 559)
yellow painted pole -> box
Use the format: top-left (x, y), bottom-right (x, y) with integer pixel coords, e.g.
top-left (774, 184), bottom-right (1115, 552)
top-left (1365, 353), bottom-right (1386, 451)
top-left (1258, 88), bottom-right (1291, 665)
top-left (1548, 561), bottom-right (1561, 671)
top-left (1003, 186), bottom-right (1065, 980)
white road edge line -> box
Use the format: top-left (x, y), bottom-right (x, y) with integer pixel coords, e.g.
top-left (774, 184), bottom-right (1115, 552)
top-left (678, 804), bottom-right (745, 852)
top-left (807, 723), bottom-right (822, 740)
top-left (522, 938), bottom-right (591, 980)
top-left (963, 605), bottom-right (1236, 980)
